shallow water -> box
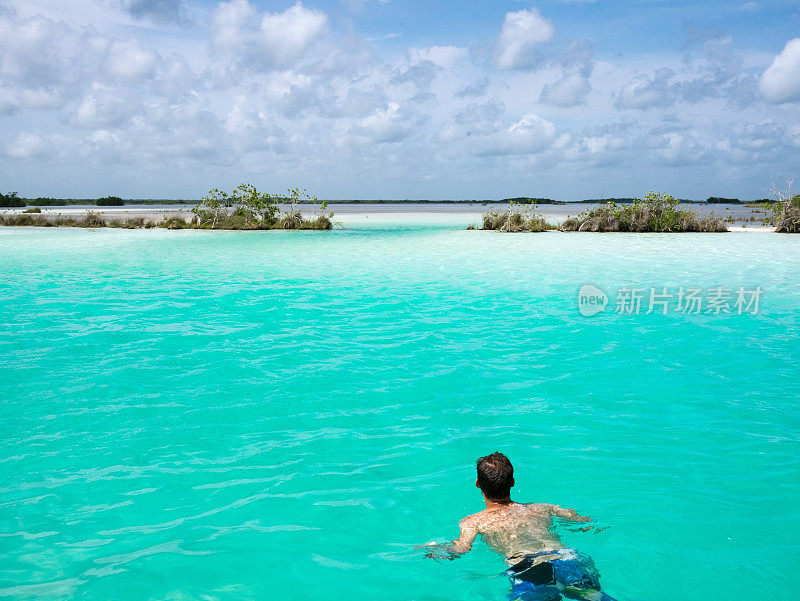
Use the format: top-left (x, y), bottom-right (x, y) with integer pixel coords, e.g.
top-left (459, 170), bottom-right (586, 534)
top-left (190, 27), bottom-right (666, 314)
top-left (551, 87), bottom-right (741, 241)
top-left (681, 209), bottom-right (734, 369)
top-left (1, 215), bottom-right (798, 600)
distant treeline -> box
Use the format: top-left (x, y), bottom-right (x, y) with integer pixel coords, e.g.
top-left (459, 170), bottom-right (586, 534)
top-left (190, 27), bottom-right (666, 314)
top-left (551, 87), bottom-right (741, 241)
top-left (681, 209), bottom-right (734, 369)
top-left (0, 192), bottom-right (782, 208)
top-left (96, 196), bottom-right (124, 206)
top-left (705, 197), bottom-right (780, 204)
top-left (0, 183), bottom-right (333, 231)
top-left (500, 197), bottom-right (565, 205)
top-left (582, 198), bottom-right (638, 204)
top-left (321, 199), bottom-right (496, 204)
top-left (0, 195), bottom-right (198, 206)
top-left (0, 193), bottom-right (24, 207)
top-left (582, 197), bottom-right (710, 204)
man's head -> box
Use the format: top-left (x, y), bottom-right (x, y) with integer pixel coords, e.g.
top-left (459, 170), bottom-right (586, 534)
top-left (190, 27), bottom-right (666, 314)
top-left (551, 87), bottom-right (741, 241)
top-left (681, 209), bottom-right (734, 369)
top-left (475, 452), bottom-right (514, 500)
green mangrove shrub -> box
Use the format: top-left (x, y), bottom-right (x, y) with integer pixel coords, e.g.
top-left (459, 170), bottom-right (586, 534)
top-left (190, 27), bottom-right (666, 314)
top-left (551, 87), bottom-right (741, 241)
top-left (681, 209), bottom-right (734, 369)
top-left (745, 199), bottom-right (778, 209)
top-left (776, 194), bottom-right (800, 233)
top-left (765, 178), bottom-right (800, 233)
top-left (561, 192), bottom-right (727, 232)
top-left (0, 212), bottom-right (174, 229)
top-left (0, 211), bottom-right (110, 228)
top-left (480, 200), bottom-right (556, 232)
top-left (190, 183), bottom-right (331, 230)
top-left (192, 184), bottom-right (278, 229)
top-left (0, 183), bottom-right (334, 231)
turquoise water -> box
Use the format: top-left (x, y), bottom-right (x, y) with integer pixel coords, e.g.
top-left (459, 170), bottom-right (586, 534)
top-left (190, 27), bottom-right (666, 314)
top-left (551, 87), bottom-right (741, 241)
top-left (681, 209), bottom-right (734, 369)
top-left (2, 216), bottom-right (799, 601)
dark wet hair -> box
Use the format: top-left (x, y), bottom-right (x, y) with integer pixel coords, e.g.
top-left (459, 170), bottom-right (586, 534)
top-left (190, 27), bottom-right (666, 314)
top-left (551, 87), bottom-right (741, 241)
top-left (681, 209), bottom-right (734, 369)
top-left (476, 452), bottom-right (514, 499)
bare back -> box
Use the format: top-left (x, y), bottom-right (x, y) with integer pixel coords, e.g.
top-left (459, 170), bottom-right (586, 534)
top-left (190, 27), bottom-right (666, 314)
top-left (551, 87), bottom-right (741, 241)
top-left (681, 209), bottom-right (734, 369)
top-left (451, 502), bottom-right (590, 563)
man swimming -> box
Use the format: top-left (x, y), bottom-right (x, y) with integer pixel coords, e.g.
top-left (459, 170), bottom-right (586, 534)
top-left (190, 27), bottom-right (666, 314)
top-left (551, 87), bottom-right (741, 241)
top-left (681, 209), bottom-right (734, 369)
top-left (421, 452), bottom-right (617, 601)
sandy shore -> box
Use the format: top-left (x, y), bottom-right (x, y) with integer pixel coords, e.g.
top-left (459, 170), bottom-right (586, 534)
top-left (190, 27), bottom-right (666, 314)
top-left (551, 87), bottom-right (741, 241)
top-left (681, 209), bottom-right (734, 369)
top-left (726, 225), bottom-right (776, 232)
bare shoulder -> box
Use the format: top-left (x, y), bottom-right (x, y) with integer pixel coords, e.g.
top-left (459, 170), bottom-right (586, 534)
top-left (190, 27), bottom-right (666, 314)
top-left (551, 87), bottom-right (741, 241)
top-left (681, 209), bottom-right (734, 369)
top-left (458, 510), bottom-right (486, 527)
top-left (538, 502), bottom-right (591, 522)
top-left (514, 502), bottom-right (555, 514)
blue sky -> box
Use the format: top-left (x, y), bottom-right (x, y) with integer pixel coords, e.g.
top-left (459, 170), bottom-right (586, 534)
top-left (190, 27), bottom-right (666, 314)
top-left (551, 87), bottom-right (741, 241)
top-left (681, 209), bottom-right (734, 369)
top-left (1, 0), bottom-right (799, 199)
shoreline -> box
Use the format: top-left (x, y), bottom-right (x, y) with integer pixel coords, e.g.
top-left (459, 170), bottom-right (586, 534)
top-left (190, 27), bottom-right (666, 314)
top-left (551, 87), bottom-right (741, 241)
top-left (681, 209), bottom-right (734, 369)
top-left (0, 202), bottom-right (778, 231)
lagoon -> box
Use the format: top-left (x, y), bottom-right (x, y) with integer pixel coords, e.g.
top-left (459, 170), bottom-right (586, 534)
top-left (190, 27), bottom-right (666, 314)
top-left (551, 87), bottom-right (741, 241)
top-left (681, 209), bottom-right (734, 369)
top-left (1, 214), bottom-right (798, 600)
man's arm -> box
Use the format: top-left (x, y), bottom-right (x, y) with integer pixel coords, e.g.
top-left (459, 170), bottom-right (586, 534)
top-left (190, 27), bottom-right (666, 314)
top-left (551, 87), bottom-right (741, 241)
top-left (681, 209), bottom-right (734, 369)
top-left (448, 516), bottom-right (479, 554)
top-left (416, 516), bottom-right (479, 559)
top-left (549, 504), bottom-right (591, 522)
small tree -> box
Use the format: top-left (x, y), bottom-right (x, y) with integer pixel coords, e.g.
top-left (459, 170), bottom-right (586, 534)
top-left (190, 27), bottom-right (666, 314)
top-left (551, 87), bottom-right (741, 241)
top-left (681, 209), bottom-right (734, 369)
top-left (771, 177), bottom-right (800, 233)
top-left (561, 191), bottom-right (726, 232)
top-left (192, 188), bottom-right (229, 229)
top-left (191, 183), bottom-right (331, 230)
top-left (481, 199), bottom-right (554, 232)
top-left (230, 183), bottom-right (279, 223)
top-left (639, 191), bottom-right (679, 231)
top-left (284, 187), bottom-right (327, 215)
top-left (502, 198), bottom-right (518, 232)
top-left (281, 187), bottom-right (329, 228)
top-left (192, 184), bottom-right (280, 229)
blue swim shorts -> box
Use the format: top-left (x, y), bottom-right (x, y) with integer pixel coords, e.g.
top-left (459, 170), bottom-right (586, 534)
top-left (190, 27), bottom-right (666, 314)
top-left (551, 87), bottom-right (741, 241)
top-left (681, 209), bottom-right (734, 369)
top-left (505, 549), bottom-right (608, 601)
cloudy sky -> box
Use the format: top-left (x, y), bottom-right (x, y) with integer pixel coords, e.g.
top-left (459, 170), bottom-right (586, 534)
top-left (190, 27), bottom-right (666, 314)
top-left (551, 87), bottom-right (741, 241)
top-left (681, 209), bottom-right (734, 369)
top-left (1, 0), bottom-right (799, 200)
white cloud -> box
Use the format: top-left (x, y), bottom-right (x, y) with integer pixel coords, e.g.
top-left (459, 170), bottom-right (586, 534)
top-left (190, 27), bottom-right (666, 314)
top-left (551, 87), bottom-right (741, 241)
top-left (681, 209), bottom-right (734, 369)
top-left (540, 73), bottom-right (591, 106)
top-left (105, 39), bottom-right (158, 82)
top-left (391, 59), bottom-right (438, 89)
top-left (0, 86), bottom-right (18, 114)
top-left (210, 0), bottom-right (254, 48)
top-left (657, 131), bottom-right (710, 165)
top-left (504, 112), bottom-right (557, 151)
top-left (211, 0), bottom-right (328, 69)
top-left (731, 120), bottom-right (785, 152)
top-left (71, 84), bottom-right (140, 128)
top-left (614, 69), bottom-right (675, 109)
top-left (0, 85), bottom-right (64, 114)
top-left (337, 85), bottom-right (388, 118)
top-left (409, 45), bottom-right (466, 68)
top-left (455, 78), bottom-right (489, 98)
top-left (759, 38), bottom-right (800, 103)
top-left (0, 0), bottom-right (798, 199)
top-left (259, 70), bottom-right (329, 118)
top-left (496, 8), bottom-right (554, 70)
top-left (0, 13), bottom-right (62, 83)
top-left (476, 113), bottom-right (557, 156)
top-left (260, 2), bottom-right (327, 64)
top-left (349, 102), bottom-right (422, 144)
top-left (6, 132), bottom-right (49, 158)
top-left (152, 54), bottom-right (200, 98)
top-left (439, 101), bottom-right (504, 143)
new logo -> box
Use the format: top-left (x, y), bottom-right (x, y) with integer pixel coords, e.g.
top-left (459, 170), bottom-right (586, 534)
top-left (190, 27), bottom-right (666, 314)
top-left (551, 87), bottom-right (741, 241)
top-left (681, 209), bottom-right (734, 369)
top-left (578, 284), bottom-right (608, 317)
